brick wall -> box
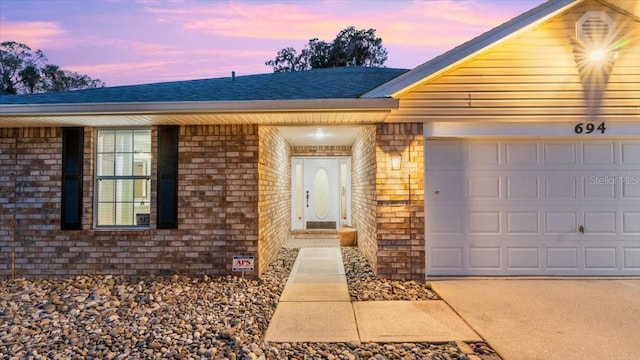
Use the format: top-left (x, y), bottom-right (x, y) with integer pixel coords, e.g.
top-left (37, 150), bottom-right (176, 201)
top-left (291, 146), bottom-right (351, 157)
top-left (1, 123), bottom-right (426, 280)
top-left (375, 123), bottom-right (425, 280)
top-left (0, 125), bottom-right (261, 279)
top-left (258, 127), bottom-right (291, 275)
top-left (0, 129), bottom-right (17, 276)
top-left (351, 126), bottom-right (378, 272)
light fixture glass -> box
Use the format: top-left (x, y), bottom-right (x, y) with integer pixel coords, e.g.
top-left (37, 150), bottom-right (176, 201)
top-left (390, 152), bottom-right (402, 170)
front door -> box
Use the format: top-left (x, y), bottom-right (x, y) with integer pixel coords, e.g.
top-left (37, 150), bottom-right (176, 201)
top-left (292, 157), bottom-right (350, 230)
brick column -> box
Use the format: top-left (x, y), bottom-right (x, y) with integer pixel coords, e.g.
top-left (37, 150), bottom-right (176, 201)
top-left (375, 123), bottom-right (425, 281)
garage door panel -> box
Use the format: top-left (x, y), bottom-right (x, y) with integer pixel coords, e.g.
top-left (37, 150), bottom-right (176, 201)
top-left (622, 180), bottom-right (640, 198)
top-left (468, 176), bottom-right (500, 199)
top-left (430, 247), bottom-right (463, 270)
top-left (623, 248), bottom-right (640, 269)
top-left (507, 247), bottom-right (540, 270)
top-left (546, 247), bottom-right (579, 270)
top-left (427, 175), bottom-right (463, 202)
top-left (467, 142), bottom-right (499, 165)
top-left (545, 212), bottom-right (578, 233)
top-left (621, 143), bottom-right (640, 164)
top-left (469, 247), bottom-right (501, 269)
top-left (507, 176), bottom-right (540, 199)
top-left (507, 212), bottom-right (539, 234)
top-left (584, 247), bottom-right (617, 270)
top-left (506, 142), bottom-right (539, 164)
top-left (622, 213), bottom-right (640, 233)
top-left (583, 142), bottom-right (615, 164)
top-left (468, 212), bottom-right (500, 233)
top-left (545, 176), bottom-right (577, 199)
top-left (544, 143), bottom-right (577, 164)
top-left (584, 212), bottom-right (616, 234)
top-left (426, 142), bottom-right (463, 167)
top-left (428, 208), bottom-right (464, 234)
top-left (584, 176), bottom-right (616, 198)
top-left (426, 139), bottom-right (640, 276)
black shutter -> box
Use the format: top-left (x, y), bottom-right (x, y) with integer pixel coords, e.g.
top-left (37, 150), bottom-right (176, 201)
top-left (157, 125), bottom-right (179, 229)
top-left (61, 127), bottom-right (84, 230)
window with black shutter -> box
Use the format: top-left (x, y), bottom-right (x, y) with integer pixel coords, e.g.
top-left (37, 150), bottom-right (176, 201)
top-left (157, 125), bottom-right (179, 229)
top-left (61, 127), bottom-right (84, 230)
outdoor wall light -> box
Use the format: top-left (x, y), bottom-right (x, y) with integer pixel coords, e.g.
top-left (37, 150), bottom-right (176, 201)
top-left (390, 152), bottom-right (402, 171)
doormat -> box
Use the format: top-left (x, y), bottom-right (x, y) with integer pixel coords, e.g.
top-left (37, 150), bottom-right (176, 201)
top-left (306, 221), bottom-right (336, 230)
top-left (294, 234), bottom-right (338, 239)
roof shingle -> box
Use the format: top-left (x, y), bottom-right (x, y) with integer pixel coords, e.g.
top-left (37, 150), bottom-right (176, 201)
top-left (0, 67), bottom-right (408, 105)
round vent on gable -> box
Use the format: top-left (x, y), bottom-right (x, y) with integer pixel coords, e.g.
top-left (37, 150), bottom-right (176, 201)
top-left (576, 11), bottom-right (615, 46)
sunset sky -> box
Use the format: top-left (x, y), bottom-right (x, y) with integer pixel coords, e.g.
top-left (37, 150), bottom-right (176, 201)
top-left (0, 0), bottom-right (545, 87)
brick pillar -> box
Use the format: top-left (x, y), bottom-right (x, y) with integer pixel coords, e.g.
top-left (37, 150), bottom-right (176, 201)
top-left (375, 123), bottom-right (425, 281)
top-left (0, 129), bottom-right (18, 278)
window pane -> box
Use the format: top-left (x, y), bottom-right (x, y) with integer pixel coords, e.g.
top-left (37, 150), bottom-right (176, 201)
top-left (98, 180), bottom-right (115, 202)
top-left (134, 129), bottom-right (151, 153)
top-left (134, 202), bottom-right (150, 226)
top-left (116, 179), bottom-right (134, 202)
top-left (134, 179), bottom-right (150, 201)
top-left (97, 203), bottom-right (115, 226)
top-left (115, 153), bottom-right (133, 175)
top-left (133, 158), bottom-right (149, 176)
top-left (97, 130), bottom-right (115, 153)
top-left (116, 131), bottom-right (133, 153)
top-left (97, 153), bottom-right (114, 176)
top-left (116, 202), bottom-right (134, 225)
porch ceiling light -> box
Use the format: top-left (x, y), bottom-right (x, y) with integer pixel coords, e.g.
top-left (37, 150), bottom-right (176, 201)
top-left (390, 152), bottom-right (402, 171)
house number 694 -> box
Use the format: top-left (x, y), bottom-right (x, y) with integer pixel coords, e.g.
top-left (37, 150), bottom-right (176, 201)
top-left (574, 122), bottom-right (606, 134)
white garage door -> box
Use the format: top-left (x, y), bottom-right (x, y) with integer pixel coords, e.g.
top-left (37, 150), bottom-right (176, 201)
top-left (425, 139), bottom-right (640, 276)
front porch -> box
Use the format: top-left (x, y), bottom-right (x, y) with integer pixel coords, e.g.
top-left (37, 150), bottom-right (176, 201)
top-left (258, 123), bottom-right (424, 280)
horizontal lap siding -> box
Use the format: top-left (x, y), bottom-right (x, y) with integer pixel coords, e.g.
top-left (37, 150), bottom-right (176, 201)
top-left (389, 1), bottom-right (640, 122)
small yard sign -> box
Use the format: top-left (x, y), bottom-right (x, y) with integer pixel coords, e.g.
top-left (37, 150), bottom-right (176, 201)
top-left (232, 256), bottom-right (254, 272)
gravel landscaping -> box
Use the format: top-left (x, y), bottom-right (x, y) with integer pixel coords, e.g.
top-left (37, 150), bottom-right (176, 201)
top-left (1, 247), bottom-right (500, 360)
top-left (341, 247), bottom-right (439, 301)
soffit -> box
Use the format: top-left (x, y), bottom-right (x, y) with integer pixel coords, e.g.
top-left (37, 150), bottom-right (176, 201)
top-left (0, 111), bottom-right (393, 128)
top-left (0, 98), bottom-right (398, 128)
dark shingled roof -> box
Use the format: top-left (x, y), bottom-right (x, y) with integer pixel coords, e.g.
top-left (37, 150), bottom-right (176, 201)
top-left (0, 67), bottom-right (408, 105)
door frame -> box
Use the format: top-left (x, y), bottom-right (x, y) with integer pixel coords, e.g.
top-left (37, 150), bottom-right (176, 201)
top-left (291, 156), bottom-right (351, 230)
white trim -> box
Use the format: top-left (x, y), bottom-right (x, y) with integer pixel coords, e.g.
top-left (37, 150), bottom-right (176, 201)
top-left (424, 121), bottom-right (640, 138)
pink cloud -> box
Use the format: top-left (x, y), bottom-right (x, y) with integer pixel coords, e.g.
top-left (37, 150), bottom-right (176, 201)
top-left (141, 1), bottom-right (539, 49)
top-left (145, 2), bottom-right (351, 40)
top-left (0, 21), bottom-right (66, 48)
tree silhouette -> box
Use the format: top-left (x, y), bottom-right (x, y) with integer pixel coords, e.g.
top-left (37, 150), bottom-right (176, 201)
top-left (266, 26), bottom-right (388, 72)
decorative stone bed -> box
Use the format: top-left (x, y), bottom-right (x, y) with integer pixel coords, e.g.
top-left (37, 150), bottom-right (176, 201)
top-left (0, 247), bottom-right (500, 360)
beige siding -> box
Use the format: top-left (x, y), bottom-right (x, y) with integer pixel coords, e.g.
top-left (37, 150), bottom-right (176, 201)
top-left (389, 0), bottom-right (640, 122)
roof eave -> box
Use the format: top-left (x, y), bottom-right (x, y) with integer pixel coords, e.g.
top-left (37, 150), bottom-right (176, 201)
top-left (362, 0), bottom-right (581, 99)
top-left (0, 98), bottom-right (399, 117)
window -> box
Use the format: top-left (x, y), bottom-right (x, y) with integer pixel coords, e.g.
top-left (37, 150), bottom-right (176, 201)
top-left (95, 129), bottom-right (151, 227)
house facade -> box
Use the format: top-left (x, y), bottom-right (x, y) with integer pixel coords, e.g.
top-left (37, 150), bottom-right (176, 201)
top-left (1, 0), bottom-right (639, 280)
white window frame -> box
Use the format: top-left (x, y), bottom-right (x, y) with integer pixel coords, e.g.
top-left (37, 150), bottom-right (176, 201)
top-left (94, 128), bottom-right (152, 228)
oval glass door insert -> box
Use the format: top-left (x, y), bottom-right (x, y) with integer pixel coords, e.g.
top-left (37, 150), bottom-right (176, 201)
top-left (312, 168), bottom-right (330, 219)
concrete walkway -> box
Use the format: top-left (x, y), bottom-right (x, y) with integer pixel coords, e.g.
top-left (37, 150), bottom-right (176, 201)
top-left (432, 279), bottom-right (640, 360)
top-left (265, 247), bottom-right (480, 343)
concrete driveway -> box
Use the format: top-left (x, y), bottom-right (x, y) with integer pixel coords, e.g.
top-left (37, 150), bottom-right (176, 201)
top-left (431, 279), bottom-right (640, 360)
